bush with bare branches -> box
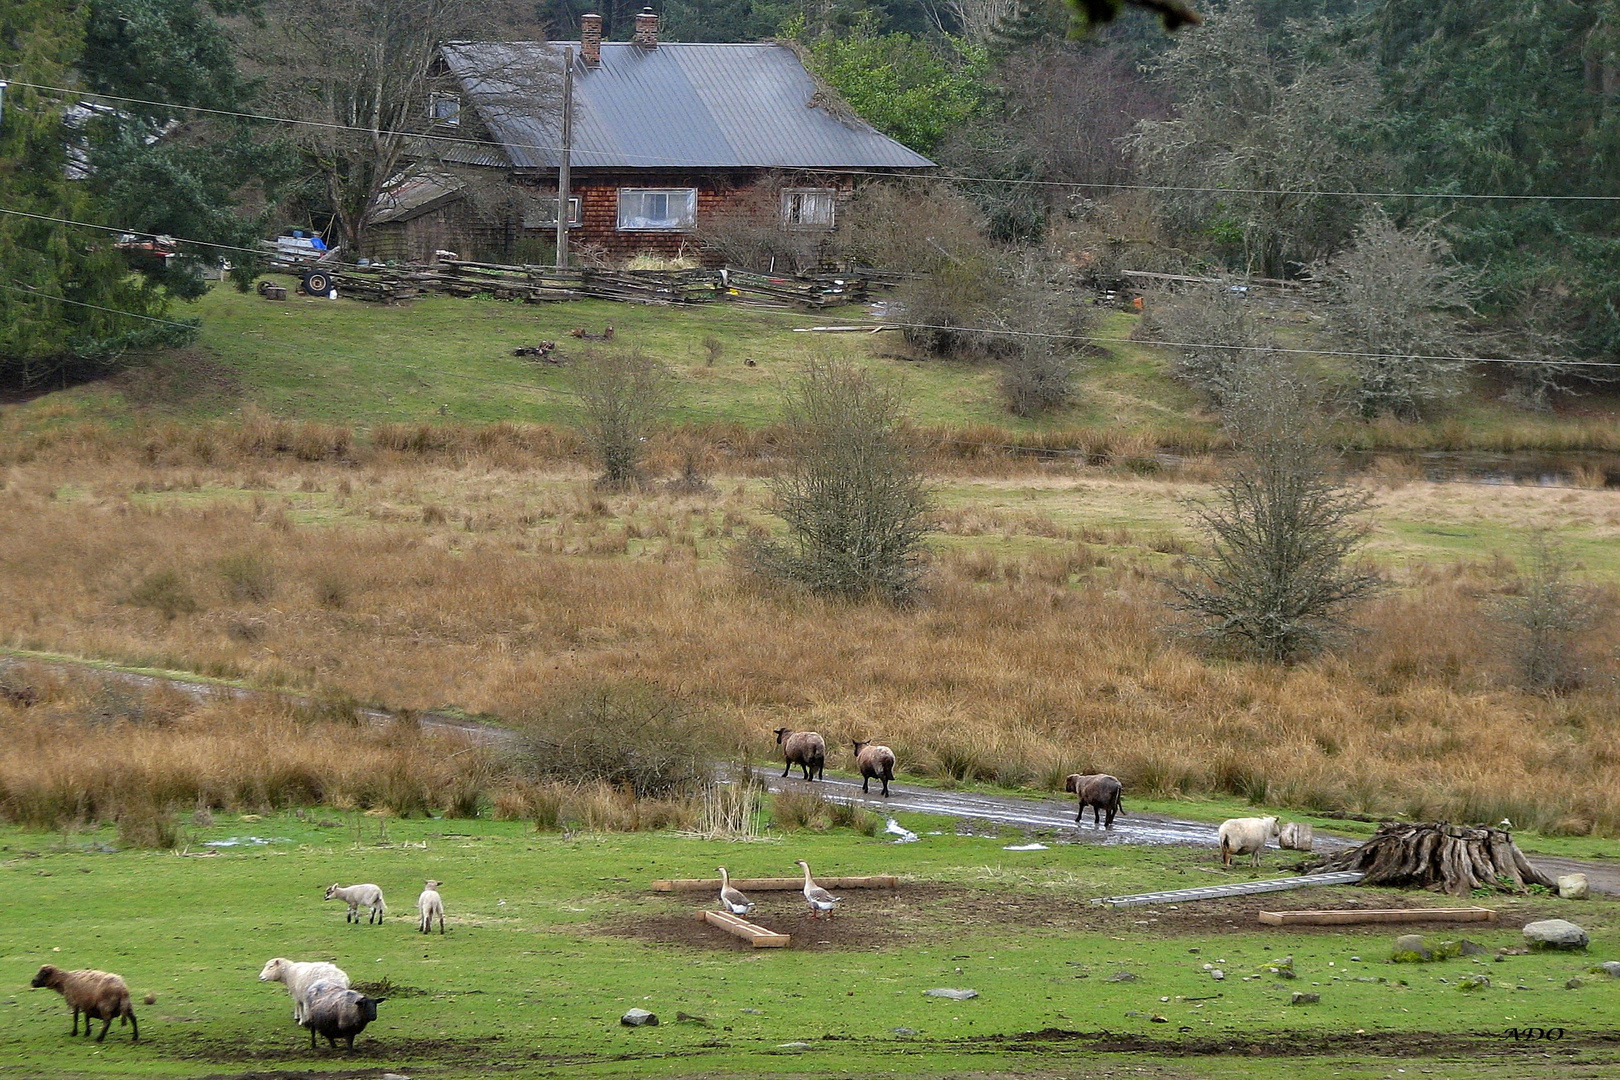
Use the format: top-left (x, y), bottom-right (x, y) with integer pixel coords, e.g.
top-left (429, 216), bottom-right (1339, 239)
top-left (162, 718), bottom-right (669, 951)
top-left (568, 351), bottom-right (671, 489)
top-left (746, 360), bottom-right (933, 603)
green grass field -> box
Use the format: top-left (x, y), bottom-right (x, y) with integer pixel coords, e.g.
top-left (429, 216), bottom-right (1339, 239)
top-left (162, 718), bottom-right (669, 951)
top-left (16, 284), bottom-right (1616, 456)
top-left (3, 812), bottom-right (1616, 1080)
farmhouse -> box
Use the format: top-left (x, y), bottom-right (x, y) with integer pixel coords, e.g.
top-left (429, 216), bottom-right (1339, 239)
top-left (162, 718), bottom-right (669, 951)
top-left (368, 10), bottom-right (934, 264)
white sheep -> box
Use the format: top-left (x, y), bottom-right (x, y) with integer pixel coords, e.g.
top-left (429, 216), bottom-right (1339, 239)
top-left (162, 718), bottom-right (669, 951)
top-left (1218, 816), bottom-right (1280, 867)
top-left (258, 958), bottom-right (350, 1024)
top-left (417, 880), bottom-right (445, 934)
top-left (323, 882), bottom-right (386, 925)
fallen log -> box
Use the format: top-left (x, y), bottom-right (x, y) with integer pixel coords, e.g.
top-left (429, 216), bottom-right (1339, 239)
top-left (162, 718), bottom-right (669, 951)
top-left (1310, 822), bottom-right (1556, 898)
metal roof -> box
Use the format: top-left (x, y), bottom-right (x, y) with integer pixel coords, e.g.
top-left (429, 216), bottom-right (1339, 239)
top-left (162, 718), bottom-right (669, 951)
top-left (438, 41), bottom-right (935, 172)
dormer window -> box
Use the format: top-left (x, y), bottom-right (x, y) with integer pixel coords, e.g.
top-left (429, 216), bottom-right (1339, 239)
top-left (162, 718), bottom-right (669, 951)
top-left (429, 92), bottom-right (461, 126)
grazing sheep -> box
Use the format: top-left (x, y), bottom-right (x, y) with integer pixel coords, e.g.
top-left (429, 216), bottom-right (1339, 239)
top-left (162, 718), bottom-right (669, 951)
top-left (795, 859), bottom-right (842, 919)
top-left (30, 965), bottom-right (138, 1043)
top-left (258, 957), bottom-right (350, 1024)
top-left (1218, 816), bottom-right (1280, 867)
top-left (417, 880), bottom-right (445, 934)
top-left (773, 728), bottom-right (826, 782)
top-left (300, 981), bottom-right (385, 1051)
top-left (1064, 773), bottom-right (1124, 829)
top-left (323, 882), bottom-right (386, 925)
top-left (851, 740), bottom-right (896, 797)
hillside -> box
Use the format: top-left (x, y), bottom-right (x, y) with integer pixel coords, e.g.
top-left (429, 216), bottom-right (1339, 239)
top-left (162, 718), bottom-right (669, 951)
top-left (14, 283), bottom-right (1620, 459)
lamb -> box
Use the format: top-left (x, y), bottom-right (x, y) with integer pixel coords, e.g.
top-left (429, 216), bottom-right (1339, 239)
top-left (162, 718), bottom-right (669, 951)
top-left (30, 965), bottom-right (138, 1043)
top-left (773, 727), bottom-right (825, 781)
top-left (258, 957), bottom-right (350, 1024)
top-left (417, 880), bottom-right (445, 934)
top-left (300, 981), bottom-right (385, 1051)
top-left (851, 740), bottom-right (896, 797)
top-left (1064, 773), bottom-right (1124, 830)
top-left (1218, 815), bottom-right (1280, 867)
top-left (323, 882), bottom-right (386, 925)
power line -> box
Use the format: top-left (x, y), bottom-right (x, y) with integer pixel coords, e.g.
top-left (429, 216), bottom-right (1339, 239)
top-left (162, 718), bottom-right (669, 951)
top-left (0, 281), bottom-right (200, 330)
top-left (0, 206), bottom-right (271, 259)
top-left (11, 78), bottom-right (1620, 203)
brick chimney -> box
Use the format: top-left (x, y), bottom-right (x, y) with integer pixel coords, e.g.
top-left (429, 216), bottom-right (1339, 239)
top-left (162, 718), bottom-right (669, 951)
top-left (632, 6), bottom-right (659, 49)
top-left (580, 12), bottom-right (602, 66)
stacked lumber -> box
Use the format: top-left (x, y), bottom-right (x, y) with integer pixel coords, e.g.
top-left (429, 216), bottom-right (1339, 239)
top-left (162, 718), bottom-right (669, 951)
top-left (1311, 822), bottom-right (1556, 897)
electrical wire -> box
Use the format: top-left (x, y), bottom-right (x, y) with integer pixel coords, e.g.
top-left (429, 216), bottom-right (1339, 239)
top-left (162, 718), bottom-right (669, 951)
top-left (10, 78), bottom-right (1620, 203)
top-left (0, 281), bottom-right (200, 329)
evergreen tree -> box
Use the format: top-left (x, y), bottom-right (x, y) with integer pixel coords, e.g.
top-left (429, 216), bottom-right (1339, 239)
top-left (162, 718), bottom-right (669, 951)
top-left (0, 0), bottom-right (191, 385)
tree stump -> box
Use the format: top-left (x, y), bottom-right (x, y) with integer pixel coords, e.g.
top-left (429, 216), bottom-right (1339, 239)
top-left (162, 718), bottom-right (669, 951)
top-left (1312, 822), bottom-right (1556, 897)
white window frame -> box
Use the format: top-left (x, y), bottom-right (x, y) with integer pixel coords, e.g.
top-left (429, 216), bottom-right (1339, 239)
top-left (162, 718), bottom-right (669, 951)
top-left (524, 196), bottom-right (583, 229)
top-left (781, 187), bottom-right (836, 229)
top-left (616, 187), bottom-right (697, 232)
top-left (429, 92), bottom-right (461, 126)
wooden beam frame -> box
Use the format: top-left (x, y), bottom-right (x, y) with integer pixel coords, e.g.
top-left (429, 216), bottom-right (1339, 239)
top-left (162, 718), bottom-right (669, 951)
top-left (1258, 907), bottom-right (1497, 926)
top-left (701, 909), bottom-right (790, 947)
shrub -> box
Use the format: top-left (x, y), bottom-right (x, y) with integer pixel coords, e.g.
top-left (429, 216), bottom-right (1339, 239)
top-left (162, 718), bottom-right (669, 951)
top-left (125, 569), bottom-right (198, 620)
top-left (745, 361), bottom-right (933, 603)
top-left (117, 800), bottom-right (180, 849)
top-left (511, 681), bottom-right (715, 798)
top-left (569, 351), bottom-right (671, 490)
top-left (770, 789), bottom-right (829, 830)
top-left (218, 551), bottom-right (276, 602)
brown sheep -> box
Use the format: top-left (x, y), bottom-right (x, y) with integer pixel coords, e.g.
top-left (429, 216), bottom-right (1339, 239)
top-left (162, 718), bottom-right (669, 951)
top-left (1064, 773), bottom-right (1124, 830)
top-left (30, 965), bottom-right (139, 1042)
top-left (773, 728), bottom-right (825, 781)
top-left (851, 740), bottom-right (896, 797)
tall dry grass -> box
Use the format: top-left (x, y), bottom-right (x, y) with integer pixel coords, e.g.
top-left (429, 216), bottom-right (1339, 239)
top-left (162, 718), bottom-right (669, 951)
top-left (0, 450), bottom-right (1615, 835)
top-left (0, 682), bottom-right (495, 832)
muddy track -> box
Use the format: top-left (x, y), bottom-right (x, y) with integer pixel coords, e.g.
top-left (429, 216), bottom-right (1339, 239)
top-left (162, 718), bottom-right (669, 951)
top-left (5, 649), bottom-right (1613, 894)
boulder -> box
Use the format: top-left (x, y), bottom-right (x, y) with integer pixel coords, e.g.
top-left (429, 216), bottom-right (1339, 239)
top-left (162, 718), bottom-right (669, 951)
top-left (1289, 992), bottom-right (1320, 1005)
top-left (1565, 977), bottom-right (1585, 990)
top-left (1456, 974), bottom-right (1490, 991)
top-left (925, 988), bottom-right (978, 1000)
top-left (1391, 934), bottom-right (1432, 962)
top-left (1557, 873), bottom-right (1589, 900)
top-left (620, 1008), bottom-right (658, 1027)
top-left (1593, 961), bottom-right (1620, 979)
top-left (1279, 822), bottom-right (1314, 851)
top-left (1523, 919), bottom-right (1589, 951)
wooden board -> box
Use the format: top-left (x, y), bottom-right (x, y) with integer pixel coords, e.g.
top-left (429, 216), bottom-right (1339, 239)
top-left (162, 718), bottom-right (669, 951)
top-left (1258, 906), bottom-right (1497, 926)
top-left (701, 909), bottom-right (790, 948)
top-left (654, 875), bottom-right (897, 893)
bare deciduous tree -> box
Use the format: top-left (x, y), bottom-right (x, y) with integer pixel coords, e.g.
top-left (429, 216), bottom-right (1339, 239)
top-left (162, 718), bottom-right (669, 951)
top-left (747, 360), bottom-right (933, 603)
top-left (992, 251), bottom-right (1091, 418)
top-left (1492, 532), bottom-right (1605, 694)
top-left (1142, 277), bottom-right (1273, 408)
top-left (1313, 210), bottom-right (1479, 420)
top-left (1126, 0), bottom-right (1384, 278)
top-left (569, 350), bottom-right (671, 489)
top-left (1170, 362), bottom-right (1380, 662)
top-left (248, 0), bottom-right (550, 254)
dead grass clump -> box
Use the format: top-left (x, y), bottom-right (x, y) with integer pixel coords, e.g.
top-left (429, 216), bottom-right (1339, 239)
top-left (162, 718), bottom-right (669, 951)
top-left (116, 799), bottom-right (180, 850)
top-left (218, 551), bottom-right (276, 602)
top-left (770, 789), bottom-right (830, 830)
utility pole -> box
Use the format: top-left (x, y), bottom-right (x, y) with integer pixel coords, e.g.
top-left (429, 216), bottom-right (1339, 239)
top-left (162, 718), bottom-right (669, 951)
top-left (555, 47), bottom-right (573, 269)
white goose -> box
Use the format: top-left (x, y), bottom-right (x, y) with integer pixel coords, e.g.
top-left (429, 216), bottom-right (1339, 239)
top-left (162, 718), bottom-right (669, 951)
top-left (717, 867), bottom-right (754, 915)
top-left (795, 859), bottom-right (842, 919)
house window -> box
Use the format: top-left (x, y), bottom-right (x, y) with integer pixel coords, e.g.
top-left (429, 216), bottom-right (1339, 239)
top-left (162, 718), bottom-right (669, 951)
top-left (524, 196), bottom-right (583, 229)
top-left (617, 188), bottom-right (697, 231)
top-left (429, 92), bottom-right (461, 125)
top-left (782, 188), bottom-right (836, 229)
